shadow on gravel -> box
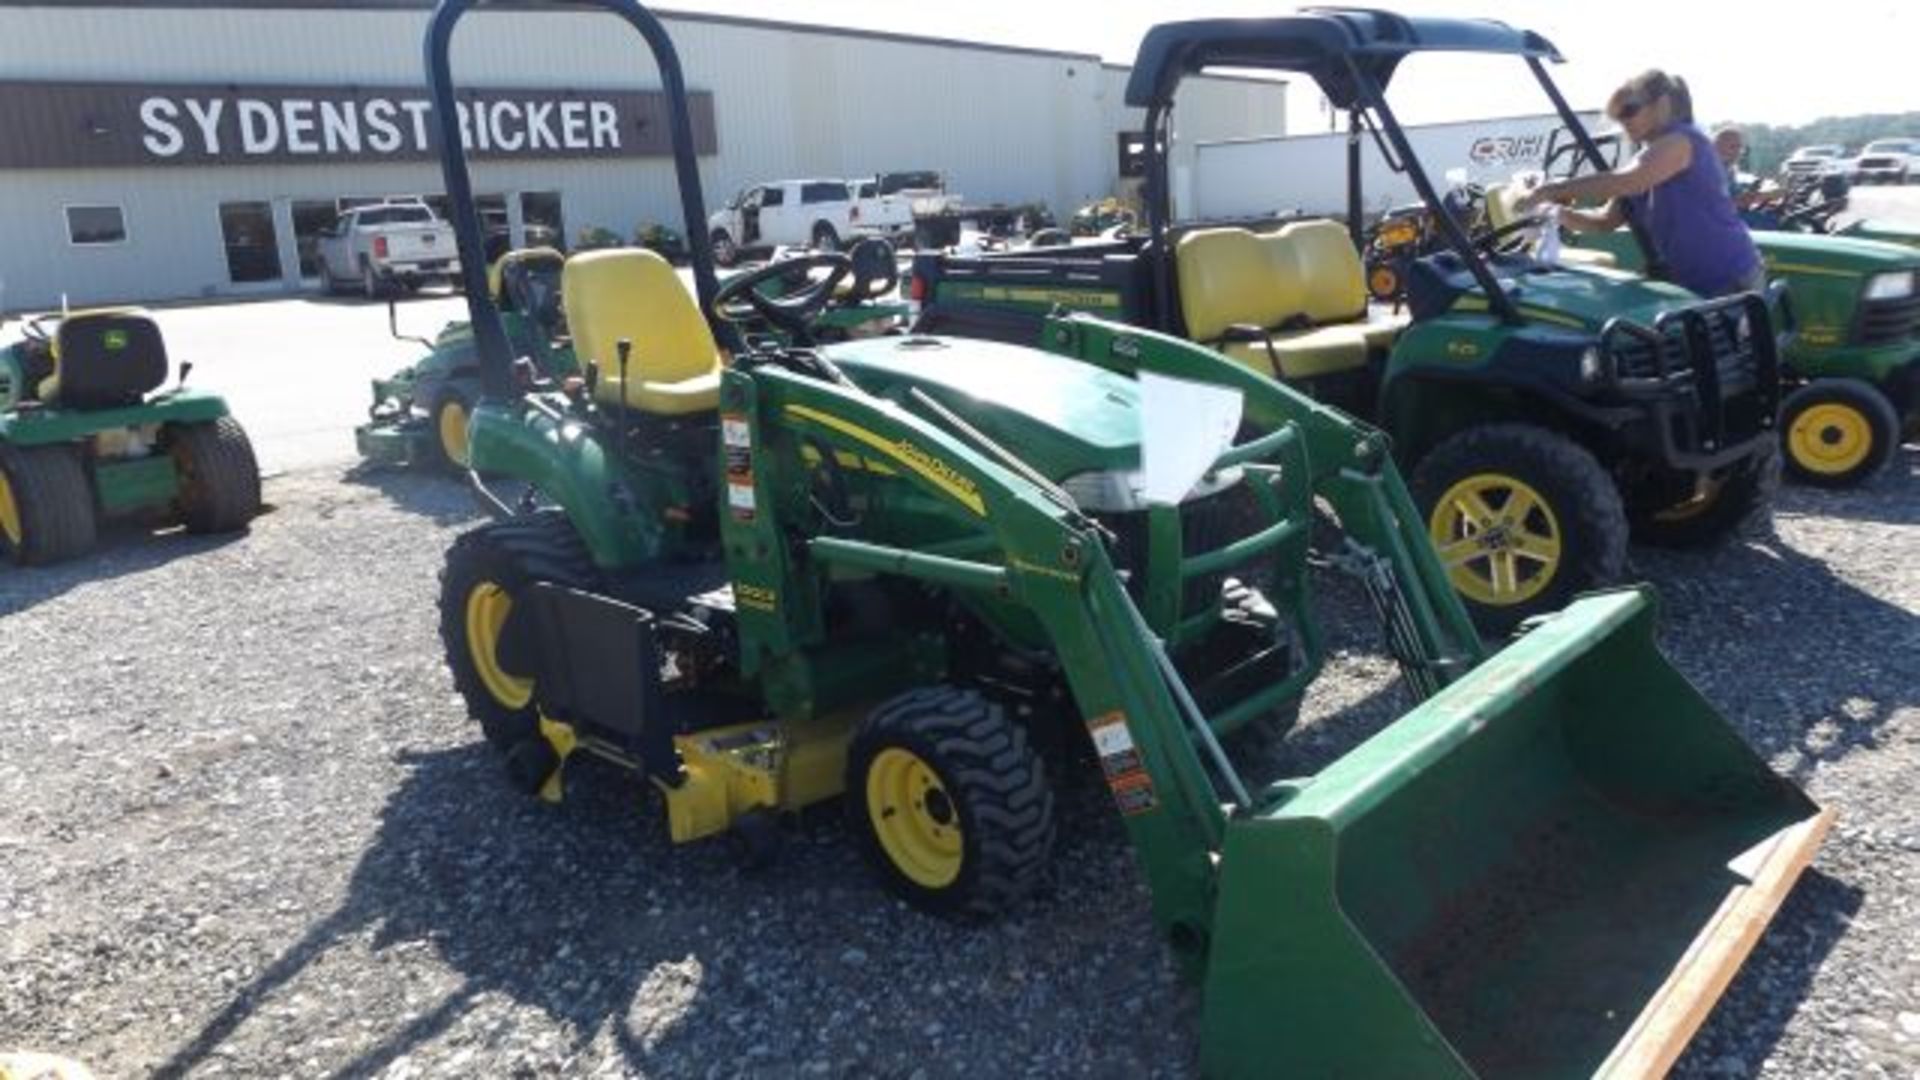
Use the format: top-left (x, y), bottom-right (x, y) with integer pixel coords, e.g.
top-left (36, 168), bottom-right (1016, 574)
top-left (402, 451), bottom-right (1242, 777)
top-left (340, 462), bottom-right (487, 528)
top-left (1674, 868), bottom-right (1865, 1077)
top-left (0, 524), bottom-right (252, 619)
top-left (1773, 446), bottom-right (1920, 529)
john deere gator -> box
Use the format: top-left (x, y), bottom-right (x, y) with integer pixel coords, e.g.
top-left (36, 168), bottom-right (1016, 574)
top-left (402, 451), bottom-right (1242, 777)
top-left (422, 2), bottom-right (1829, 1076)
top-left (912, 12), bottom-right (1786, 634)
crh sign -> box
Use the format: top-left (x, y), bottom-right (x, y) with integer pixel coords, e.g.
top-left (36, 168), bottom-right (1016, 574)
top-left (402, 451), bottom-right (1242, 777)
top-left (1467, 132), bottom-right (1552, 168)
top-left (0, 81), bottom-right (718, 168)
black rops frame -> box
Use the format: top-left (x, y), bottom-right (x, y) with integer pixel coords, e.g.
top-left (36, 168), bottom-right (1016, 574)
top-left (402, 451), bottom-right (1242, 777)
top-left (1134, 12), bottom-right (1669, 332)
top-left (424, 0), bottom-right (728, 403)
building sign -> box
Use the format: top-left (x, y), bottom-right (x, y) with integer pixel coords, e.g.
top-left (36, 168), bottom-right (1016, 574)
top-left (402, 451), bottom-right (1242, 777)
top-left (0, 81), bottom-right (718, 169)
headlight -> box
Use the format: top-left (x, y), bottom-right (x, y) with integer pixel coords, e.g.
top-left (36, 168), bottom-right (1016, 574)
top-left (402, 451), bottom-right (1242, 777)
top-left (1579, 346), bottom-right (1605, 384)
top-left (1864, 271), bottom-right (1916, 301)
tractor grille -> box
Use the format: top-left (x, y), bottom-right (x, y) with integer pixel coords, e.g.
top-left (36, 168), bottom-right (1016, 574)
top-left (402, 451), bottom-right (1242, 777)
top-left (1103, 480), bottom-right (1264, 617)
top-left (1857, 294), bottom-right (1920, 347)
top-left (1608, 306), bottom-right (1759, 389)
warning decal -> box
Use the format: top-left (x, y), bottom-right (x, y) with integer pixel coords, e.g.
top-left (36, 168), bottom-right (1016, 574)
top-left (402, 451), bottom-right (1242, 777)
top-left (1087, 711), bottom-right (1157, 816)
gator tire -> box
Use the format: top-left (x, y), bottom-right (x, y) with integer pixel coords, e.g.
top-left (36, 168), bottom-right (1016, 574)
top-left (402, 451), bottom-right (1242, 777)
top-left (438, 512), bottom-right (597, 779)
top-left (847, 687), bottom-right (1055, 920)
top-left (169, 417), bottom-right (262, 534)
top-left (0, 443), bottom-right (97, 566)
top-left (1629, 445), bottom-right (1780, 549)
top-left (1779, 378), bottom-right (1899, 488)
top-left (1410, 423), bottom-right (1628, 636)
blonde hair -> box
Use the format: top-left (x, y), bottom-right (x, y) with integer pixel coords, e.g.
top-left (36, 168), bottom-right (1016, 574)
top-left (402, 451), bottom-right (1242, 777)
top-left (1611, 69), bottom-right (1692, 124)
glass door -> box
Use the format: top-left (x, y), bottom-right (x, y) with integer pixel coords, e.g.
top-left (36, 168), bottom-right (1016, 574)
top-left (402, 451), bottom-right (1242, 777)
top-left (219, 201), bottom-right (281, 284)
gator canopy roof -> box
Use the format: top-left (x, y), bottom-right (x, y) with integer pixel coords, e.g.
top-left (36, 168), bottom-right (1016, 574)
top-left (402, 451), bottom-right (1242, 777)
top-left (1124, 8), bottom-right (1564, 111)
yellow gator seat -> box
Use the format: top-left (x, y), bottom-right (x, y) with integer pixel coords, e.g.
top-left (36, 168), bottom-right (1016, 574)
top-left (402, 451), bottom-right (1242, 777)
top-left (561, 249), bottom-right (722, 415)
top-left (1176, 220), bottom-right (1408, 381)
top-left (1483, 183), bottom-right (1617, 269)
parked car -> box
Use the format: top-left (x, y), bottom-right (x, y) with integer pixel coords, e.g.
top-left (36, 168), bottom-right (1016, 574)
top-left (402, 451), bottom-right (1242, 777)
top-left (316, 201), bottom-right (461, 298)
top-left (1854, 138), bottom-right (1920, 184)
top-left (707, 178), bottom-right (862, 267)
top-left (1782, 145), bottom-right (1854, 181)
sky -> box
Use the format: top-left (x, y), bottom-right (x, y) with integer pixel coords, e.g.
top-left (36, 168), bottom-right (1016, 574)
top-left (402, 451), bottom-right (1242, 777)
top-left (672, 0), bottom-right (1915, 133)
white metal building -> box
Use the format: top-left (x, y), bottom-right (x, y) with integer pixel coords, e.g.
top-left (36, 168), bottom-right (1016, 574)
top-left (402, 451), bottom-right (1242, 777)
top-left (0, 2), bottom-right (1284, 310)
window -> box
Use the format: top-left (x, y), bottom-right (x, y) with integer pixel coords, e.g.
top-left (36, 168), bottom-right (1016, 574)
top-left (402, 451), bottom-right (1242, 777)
top-left (855, 181), bottom-right (875, 200)
top-left (759, 186), bottom-right (785, 207)
top-left (877, 172), bottom-right (942, 196)
top-left (356, 205), bottom-right (435, 226)
top-left (801, 181), bottom-right (850, 204)
top-left (218, 201), bottom-right (280, 284)
top-left (67, 205), bottom-right (127, 246)
top-left (521, 191), bottom-right (565, 252)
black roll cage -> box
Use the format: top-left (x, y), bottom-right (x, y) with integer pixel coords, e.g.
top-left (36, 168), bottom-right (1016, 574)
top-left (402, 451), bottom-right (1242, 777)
top-left (1134, 9), bottom-right (1663, 332)
top-left (425, 0), bottom-right (730, 402)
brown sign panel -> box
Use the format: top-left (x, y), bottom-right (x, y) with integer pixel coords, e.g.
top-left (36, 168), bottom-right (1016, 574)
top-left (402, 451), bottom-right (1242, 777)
top-left (0, 81), bottom-right (718, 169)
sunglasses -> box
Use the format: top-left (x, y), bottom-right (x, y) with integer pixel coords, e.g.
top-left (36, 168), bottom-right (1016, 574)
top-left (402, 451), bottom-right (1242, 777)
top-left (1612, 100), bottom-right (1646, 122)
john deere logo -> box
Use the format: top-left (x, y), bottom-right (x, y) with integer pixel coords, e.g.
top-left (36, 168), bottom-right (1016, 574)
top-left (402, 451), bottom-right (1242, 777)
top-left (103, 329), bottom-right (129, 351)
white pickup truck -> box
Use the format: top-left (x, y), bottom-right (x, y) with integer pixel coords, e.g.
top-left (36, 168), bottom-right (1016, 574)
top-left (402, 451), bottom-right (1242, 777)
top-left (316, 201), bottom-right (462, 298)
top-left (1854, 138), bottom-right (1920, 184)
top-left (707, 179), bottom-right (863, 267)
top-left (848, 171), bottom-right (959, 243)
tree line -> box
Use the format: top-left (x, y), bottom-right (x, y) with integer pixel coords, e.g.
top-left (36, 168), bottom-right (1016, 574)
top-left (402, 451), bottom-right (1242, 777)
top-left (1726, 112), bottom-right (1920, 174)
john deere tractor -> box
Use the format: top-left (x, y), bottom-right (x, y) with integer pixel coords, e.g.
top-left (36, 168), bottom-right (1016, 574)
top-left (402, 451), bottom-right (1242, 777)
top-left (357, 243), bottom-right (907, 470)
top-left (912, 13), bottom-right (1786, 634)
top-left (0, 308), bottom-right (260, 565)
top-left (422, 3), bottom-right (1829, 1076)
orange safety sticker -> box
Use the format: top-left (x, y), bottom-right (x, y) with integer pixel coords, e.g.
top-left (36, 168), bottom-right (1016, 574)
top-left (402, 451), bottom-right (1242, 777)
top-left (1108, 769), bottom-right (1159, 816)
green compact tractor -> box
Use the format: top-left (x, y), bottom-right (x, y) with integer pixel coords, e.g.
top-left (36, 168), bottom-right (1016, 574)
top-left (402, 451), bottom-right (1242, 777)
top-left (0, 308), bottom-right (260, 565)
top-left (357, 244), bottom-right (908, 470)
top-left (423, 3), bottom-right (1828, 1076)
top-left (911, 14), bottom-right (1785, 635)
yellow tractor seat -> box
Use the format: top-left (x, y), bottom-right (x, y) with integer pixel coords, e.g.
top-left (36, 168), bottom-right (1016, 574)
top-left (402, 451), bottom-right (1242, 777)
top-left (1483, 183), bottom-right (1618, 269)
top-left (487, 246), bottom-right (565, 302)
top-left (38, 309), bottom-right (169, 410)
top-left (561, 249), bottom-right (723, 416)
top-left (1176, 222), bottom-right (1404, 382)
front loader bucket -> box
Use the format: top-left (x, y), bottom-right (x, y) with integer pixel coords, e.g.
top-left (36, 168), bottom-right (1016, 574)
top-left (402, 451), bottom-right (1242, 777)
top-left (1202, 588), bottom-right (1831, 1079)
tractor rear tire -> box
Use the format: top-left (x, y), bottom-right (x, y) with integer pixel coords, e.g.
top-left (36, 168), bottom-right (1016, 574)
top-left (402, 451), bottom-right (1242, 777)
top-left (169, 417), bottom-right (262, 534)
top-left (0, 443), bottom-right (97, 566)
top-left (847, 687), bottom-right (1055, 920)
top-left (428, 388), bottom-right (474, 472)
top-left (439, 512), bottom-right (597, 772)
top-left (1410, 423), bottom-right (1627, 636)
top-left (1629, 446), bottom-right (1780, 549)
top-left (1779, 378), bottom-right (1899, 487)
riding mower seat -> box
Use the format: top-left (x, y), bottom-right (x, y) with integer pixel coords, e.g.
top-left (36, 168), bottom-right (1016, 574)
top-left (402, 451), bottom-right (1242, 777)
top-left (489, 247), bottom-right (568, 333)
top-left (36, 310), bottom-right (170, 410)
top-left (561, 249), bottom-right (723, 415)
top-left (1483, 183), bottom-right (1618, 269)
top-left (1176, 221), bottom-right (1407, 381)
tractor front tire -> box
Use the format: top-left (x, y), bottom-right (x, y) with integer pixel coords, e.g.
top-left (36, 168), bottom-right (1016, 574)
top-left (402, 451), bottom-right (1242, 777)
top-left (0, 443), bottom-right (97, 566)
top-left (1780, 378), bottom-right (1899, 487)
top-left (847, 687), bottom-right (1055, 920)
top-left (428, 388), bottom-right (474, 471)
top-left (1629, 446), bottom-right (1780, 549)
top-left (439, 512), bottom-right (596, 775)
top-left (169, 417), bottom-right (262, 534)
top-left (1410, 423), bottom-right (1627, 635)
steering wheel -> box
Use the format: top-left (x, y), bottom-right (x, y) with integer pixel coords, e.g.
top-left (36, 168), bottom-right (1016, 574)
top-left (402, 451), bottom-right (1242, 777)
top-left (1472, 214), bottom-right (1548, 255)
top-left (841, 237), bottom-right (899, 303)
top-left (713, 251), bottom-right (853, 340)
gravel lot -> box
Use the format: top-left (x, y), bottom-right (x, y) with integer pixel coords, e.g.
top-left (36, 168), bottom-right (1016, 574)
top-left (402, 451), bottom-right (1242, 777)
top-left (2, 445), bottom-right (1915, 1078)
top-left (5, 196), bottom-right (1920, 1077)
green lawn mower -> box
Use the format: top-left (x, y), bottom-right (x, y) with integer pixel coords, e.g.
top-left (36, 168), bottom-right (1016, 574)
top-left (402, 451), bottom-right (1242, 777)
top-left (0, 308), bottom-right (260, 565)
top-left (912, 14), bottom-right (1785, 634)
top-left (356, 244), bottom-right (910, 471)
top-left (421, 4), bottom-right (1828, 1077)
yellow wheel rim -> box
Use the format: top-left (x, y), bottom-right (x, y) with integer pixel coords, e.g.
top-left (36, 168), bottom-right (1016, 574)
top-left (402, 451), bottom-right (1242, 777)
top-left (0, 468), bottom-right (20, 547)
top-left (866, 747), bottom-right (963, 888)
top-left (465, 582), bottom-right (532, 709)
top-left (1429, 473), bottom-right (1564, 607)
top-left (1651, 474), bottom-right (1728, 523)
top-left (439, 400), bottom-right (471, 467)
top-left (1788, 402), bottom-right (1872, 475)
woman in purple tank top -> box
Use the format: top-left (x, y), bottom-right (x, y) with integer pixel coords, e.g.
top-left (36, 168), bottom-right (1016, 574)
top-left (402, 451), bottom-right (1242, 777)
top-left (1519, 70), bottom-right (1764, 298)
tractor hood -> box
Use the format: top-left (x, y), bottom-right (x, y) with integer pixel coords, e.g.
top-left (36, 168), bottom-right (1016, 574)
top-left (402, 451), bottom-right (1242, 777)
top-left (1753, 229), bottom-right (1920, 274)
top-left (822, 335), bottom-right (1142, 478)
top-left (1482, 265), bottom-right (1703, 334)
top-left (1838, 219), bottom-right (1920, 250)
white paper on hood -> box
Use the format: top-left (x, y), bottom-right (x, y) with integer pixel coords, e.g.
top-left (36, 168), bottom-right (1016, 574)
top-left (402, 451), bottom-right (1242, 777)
top-left (1138, 371), bottom-right (1244, 506)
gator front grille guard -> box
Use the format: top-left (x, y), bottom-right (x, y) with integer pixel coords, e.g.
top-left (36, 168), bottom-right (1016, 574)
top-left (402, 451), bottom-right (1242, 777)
top-left (1597, 290), bottom-right (1781, 469)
